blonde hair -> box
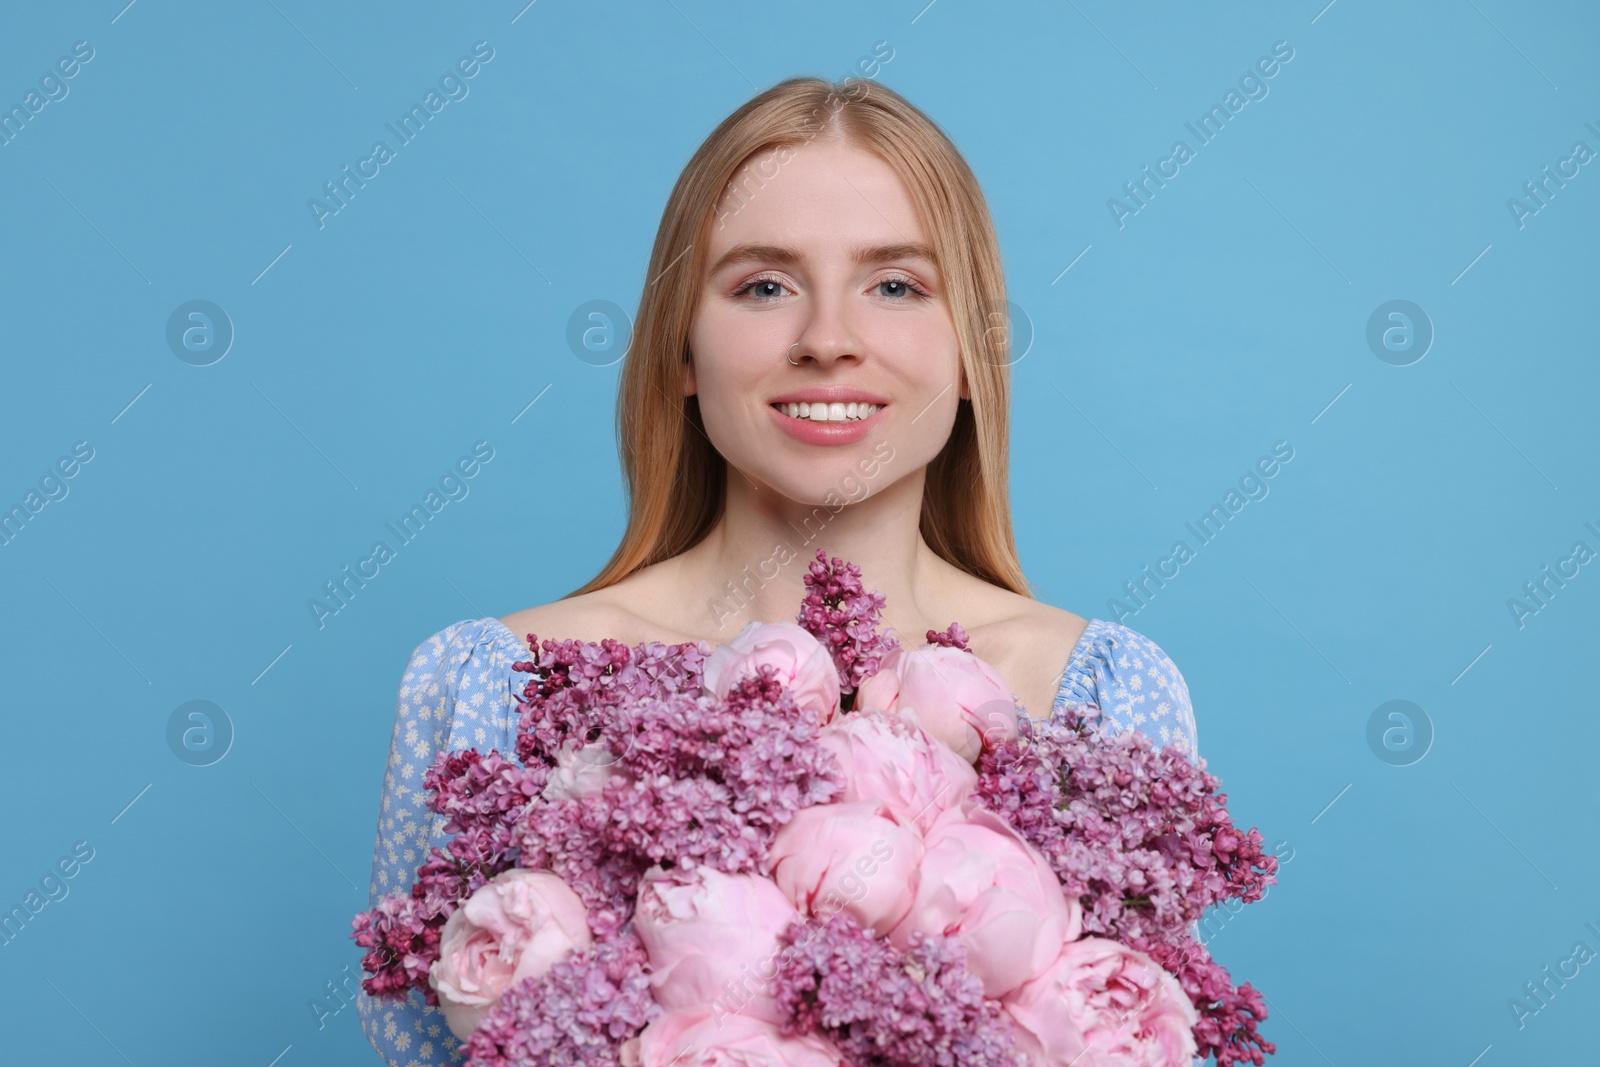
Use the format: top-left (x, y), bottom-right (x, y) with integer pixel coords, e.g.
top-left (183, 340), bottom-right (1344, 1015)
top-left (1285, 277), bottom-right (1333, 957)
top-left (570, 76), bottom-right (1028, 598)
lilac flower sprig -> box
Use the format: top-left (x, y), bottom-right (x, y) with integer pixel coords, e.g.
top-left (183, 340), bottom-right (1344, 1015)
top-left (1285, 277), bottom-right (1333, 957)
top-left (351, 819), bottom-right (519, 1005)
top-left (924, 621), bottom-right (972, 650)
top-left (770, 911), bottom-right (1028, 1067)
top-left (463, 924), bottom-right (661, 1067)
top-left (349, 891), bottom-right (441, 1003)
top-left (514, 668), bottom-right (846, 933)
top-left (510, 633), bottom-right (709, 767)
top-left (973, 706), bottom-right (1278, 1066)
top-left (425, 749), bottom-right (547, 836)
top-left (795, 548), bottom-right (901, 698)
top-left (1134, 933), bottom-right (1275, 1067)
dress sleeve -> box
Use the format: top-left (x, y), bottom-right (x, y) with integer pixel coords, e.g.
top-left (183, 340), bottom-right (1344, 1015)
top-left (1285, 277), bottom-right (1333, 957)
top-left (354, 620), bottom-right (525, 1066)
top-left (1053, 621), bottom-right (1200, 759)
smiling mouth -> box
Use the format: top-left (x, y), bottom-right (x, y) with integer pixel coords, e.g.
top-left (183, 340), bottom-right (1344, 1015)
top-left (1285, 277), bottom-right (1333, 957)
top-left (771, 401), bottom-right (883, 423)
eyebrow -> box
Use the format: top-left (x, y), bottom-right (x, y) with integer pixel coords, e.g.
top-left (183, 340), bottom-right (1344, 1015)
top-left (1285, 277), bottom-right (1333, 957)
top-left (707, 241), bottom-right (938, 277)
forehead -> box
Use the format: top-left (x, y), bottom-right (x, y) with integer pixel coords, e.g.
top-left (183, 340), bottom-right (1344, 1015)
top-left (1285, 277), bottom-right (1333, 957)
top-left (707, 139), bottom-right (928, 257)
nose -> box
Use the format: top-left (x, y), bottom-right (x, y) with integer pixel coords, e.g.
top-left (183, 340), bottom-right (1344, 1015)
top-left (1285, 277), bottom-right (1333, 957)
top-left (789, 291), bottom-right (862, 369)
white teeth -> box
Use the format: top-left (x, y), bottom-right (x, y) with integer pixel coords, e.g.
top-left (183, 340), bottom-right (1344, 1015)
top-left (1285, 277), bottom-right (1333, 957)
top-left (778, 402), bottom-right (881, 423)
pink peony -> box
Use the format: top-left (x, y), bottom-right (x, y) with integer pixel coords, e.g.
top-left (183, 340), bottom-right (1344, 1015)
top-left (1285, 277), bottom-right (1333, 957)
top-left (854, 644), bottom-right (1019, 762)
top-left (887, 804), bottom-right (1081, 999)
top-left (1005, 936), bottom-right (1198, 1067)
top-left (764, 798), bottom-right (923, 936)
top-left (704, 620), bottom-right (842, 724)
top-left (816, 708), bottom-right (978, 834)
top-left (541, 738), bottom-right (633, 801)
top-left (626, 1008), bottom-right (843, 1067)
top-left (427, 867), bottom-right (593, 1040)
top-left (633, 864), bottom-right (801, 1024)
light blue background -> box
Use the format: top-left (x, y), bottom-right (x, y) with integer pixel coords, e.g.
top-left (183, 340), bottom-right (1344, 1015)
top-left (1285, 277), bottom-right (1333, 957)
top-left (2, 1), bottom-right (1595, 1064)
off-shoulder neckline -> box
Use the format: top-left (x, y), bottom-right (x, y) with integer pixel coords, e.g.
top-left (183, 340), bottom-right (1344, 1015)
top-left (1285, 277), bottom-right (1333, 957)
top-left (461, 614), bottom-right (1113, 712)
top-left (1063, 617), bottom-right (1112, 670)
top-left (464, 614), bottom-right (1113, 703)
top-left (467, 614), bottom-right (1113, 662)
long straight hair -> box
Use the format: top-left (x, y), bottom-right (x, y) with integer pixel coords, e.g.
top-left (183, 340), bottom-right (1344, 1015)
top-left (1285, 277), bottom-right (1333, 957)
top-left (569, 76), bottom-right (1029, 598)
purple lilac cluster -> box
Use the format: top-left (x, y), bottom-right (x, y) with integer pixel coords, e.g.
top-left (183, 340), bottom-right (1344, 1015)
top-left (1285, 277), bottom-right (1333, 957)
top-left (770, 912), bottom-right (1028, 1067)
top-left (795, 548), bottom-right (901, 696)
top-left (514, 669), bottom-right (846, 934)
top-left (973, 707), bottom-right (1278, 1066)
top-left (462, 926), bottom-right (661, 1067)
top-left (924, 621), bottom-right (972, 650)
top-left (352, 750), bottom-right (537, 1004)
top-left (511, 635), bottom-right (709, 767)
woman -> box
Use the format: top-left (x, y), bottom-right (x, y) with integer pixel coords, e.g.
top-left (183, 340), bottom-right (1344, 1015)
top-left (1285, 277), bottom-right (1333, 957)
top-left (357, 76), bottom-right (1198, 1065)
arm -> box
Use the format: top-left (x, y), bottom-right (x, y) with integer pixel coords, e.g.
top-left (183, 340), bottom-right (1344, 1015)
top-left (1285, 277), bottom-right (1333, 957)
top-left (354, 621), bottom-right (522, 1065)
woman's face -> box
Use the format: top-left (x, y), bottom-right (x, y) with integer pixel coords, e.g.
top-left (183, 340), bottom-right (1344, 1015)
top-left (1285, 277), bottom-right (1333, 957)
top-left (686, 137), bottom-right (964, 507)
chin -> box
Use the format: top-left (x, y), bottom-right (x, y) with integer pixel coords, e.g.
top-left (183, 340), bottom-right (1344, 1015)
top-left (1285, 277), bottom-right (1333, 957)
top-left (735, 452), bottom-right (903, 514)
top-left (763, 472), bottom-right (868, 509)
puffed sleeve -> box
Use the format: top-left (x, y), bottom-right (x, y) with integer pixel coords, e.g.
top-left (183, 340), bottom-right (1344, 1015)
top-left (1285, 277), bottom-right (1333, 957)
top-left (354, 620), bottom-right (526, 1065)
top-left (1054, 620), bottom-right (1200, 758)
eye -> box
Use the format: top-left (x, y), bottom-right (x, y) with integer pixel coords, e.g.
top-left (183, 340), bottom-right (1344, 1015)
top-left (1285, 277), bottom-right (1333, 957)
top-left (874, 274), bottom-right (932, 300)
top-left (730, 272), bottom-right (934, 302)
top-left (730, 274), bottom-right (790, 301)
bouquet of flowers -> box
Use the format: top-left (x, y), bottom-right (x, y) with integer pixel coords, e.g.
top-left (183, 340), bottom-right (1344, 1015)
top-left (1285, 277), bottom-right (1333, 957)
top-left (352, 550), bottom-right (1278, 1066)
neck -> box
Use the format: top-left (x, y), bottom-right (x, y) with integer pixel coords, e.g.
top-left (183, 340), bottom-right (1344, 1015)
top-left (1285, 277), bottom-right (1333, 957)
top-left (681, 462), bottom-right (954, 644)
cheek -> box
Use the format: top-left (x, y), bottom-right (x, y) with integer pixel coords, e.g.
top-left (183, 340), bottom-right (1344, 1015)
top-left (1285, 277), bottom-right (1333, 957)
top-left (690, 306), bottom-right (764, 386)
top-left (688, 318), bottom-right (763, 447)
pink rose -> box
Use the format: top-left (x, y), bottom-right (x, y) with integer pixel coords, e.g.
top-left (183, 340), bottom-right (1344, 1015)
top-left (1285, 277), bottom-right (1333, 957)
top-left (628, 1008), bottom-right (843, 1067)
top-left (854, 645), bottom-right (1019, 762)
top-left (887, 805), bottom-right (1081, 999)
top-left (541, 738), bottom-right (631, 802)
top-left (1005, 937), bottom-right (1198, 1067)
top-left (634, 865), bottom-right (801, 1023)
top-left (428, 867), bottom-right (593, 1040)
top-left (765, 799), bottom-right (922, 936)
top-left (816, 709), bottom-right (977, 834)
top-left (704, 621), bottom-right (841, 724)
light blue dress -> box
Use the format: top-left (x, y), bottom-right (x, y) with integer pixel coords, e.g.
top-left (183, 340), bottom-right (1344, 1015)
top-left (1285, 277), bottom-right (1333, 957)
top-left (354, 616), bottom-right (1200, 1065)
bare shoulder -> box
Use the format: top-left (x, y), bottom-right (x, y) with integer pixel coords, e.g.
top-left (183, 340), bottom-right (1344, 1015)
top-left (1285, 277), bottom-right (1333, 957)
top-left (496, 589), bottom-right (650, 655)
top-left (944, 577), bottom-right (1089, 655)
top-left (945, 579), bottom-right (1091, 721)
top-left (496, 565), bottom-right (700, 654)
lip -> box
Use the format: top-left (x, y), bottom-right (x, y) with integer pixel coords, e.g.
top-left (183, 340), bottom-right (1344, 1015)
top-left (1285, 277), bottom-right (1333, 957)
top-left (768, 387), bottom-right (889, 405)
top-left (768, 399), bottom-right (887, 446)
